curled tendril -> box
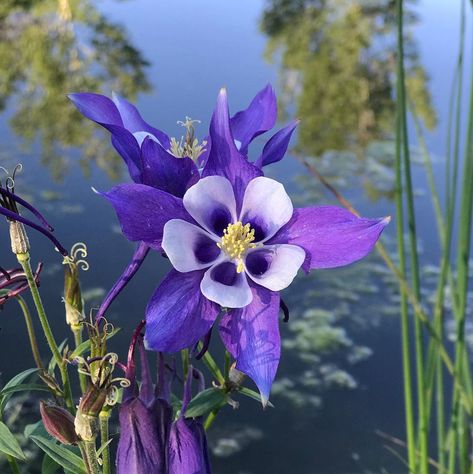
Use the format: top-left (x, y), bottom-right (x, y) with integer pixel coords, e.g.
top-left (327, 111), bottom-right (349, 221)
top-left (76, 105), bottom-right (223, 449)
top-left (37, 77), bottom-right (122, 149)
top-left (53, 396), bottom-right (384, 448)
top-left (103, 322), bottom-right (115, 336)
top-left (63, 242), bottom-right (89, 271)
top-left (106, 385), bottom-right (119, 406)
top-left (0, 164), bottom-right (23, 191)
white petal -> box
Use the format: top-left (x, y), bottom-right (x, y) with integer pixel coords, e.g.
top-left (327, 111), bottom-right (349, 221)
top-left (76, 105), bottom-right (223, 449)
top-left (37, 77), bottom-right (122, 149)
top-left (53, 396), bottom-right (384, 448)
top-left (245, 244), bottom-right (305, 291)
top-left (133, 131), bottom-right (160, 147)
top-left (201, 262), bottom-right (253, 308)
top-left (162, 219), bottom-right (221, 272)
top-left (239, 176), bottom-right (293, 241)
top-left (183, 176), bottom-right (237, 237)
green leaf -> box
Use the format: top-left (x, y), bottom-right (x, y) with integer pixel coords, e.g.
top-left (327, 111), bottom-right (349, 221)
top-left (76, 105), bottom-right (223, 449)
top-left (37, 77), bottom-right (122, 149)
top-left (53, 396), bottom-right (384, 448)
top-left (42, 453), bottom-right (61, 474)
top-left (49, 340), bottom-right (68, 373)
top-left (26, 422), bottom-right (85, 474)
top-left (0, 421), bottom-right (26, 461)
top-left (239, 387), bottom-right (275, 408)
top-left (1, 383), bottom-right (50, 397)
top-left (69, 327), bottom-right (120, 360)
top-left (185, 388), bottom-right (228, 418)
top-left (0, 368), bottom-right (38, 414)
top-left (29, 435), bottom-right (86, 474)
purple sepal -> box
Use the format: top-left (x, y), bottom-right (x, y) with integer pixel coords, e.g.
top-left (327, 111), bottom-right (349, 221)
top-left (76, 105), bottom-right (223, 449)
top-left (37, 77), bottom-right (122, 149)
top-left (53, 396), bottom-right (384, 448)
top-left (141, 137), bottom-right (199, 197)
top-left (202, 89), bottom-right (262, 208)
top-left (269, 206), bottom-right (390, 272)
top-left (96, 243), bottom-right (150, 322)
top-left (112, 92), bottom-right (171, 149)
top-left (101, 184), bottom-right (193, 250)
top-left (68, 93), bottom-right (123, 128)
top-left (145, 269), bottom-right (220, 353)
top-left (219, 284), bottom-right (280, 405)
top-left (230, 84), bottom-right (277, 155)
top-left (255, 120), bottom-right (299, 168)
top-left (116, 397), bottom-right (167, 474)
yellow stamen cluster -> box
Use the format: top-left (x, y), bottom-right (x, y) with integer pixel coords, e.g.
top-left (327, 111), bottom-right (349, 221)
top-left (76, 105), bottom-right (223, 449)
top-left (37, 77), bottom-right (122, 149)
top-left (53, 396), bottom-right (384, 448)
top-left (217, 222), bottom-right (257, 273)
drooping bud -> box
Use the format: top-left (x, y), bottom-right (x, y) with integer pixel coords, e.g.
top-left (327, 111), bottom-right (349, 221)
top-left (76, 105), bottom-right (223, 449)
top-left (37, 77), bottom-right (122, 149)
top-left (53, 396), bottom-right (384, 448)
top-left (40, 401), bottom-right (78, 445)
top-left (9, 221), bottom-right (30, 255)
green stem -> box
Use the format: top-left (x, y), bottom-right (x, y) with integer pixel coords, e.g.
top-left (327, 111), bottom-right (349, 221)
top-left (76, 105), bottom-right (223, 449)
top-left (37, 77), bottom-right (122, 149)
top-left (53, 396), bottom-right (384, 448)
top-left (15, 295), bottom-right (43, 370)
top-left (397, 2), bottom-right (427, 471)
top-left (81, 440), bottom-right (101, 474)
top-left (6, 455), bottom-right (20, 474)
top-left (224, 351), bottom-right (231, 382)
top-left (449, 2), bottom-right (473, 470)
top-left (200, 348), bottom-right (224, 385)
top-left (203, 408), bottom-right (221, 431)
top-left (181, 348), bottom-right (190, 379)
top-left (395, 2), bottom-right (416, 471)
top-left (16, 252), bottom-right (74, 411)
top-left (72, 324), bottom-right (87, 394)
top-left (99, 411), bottom-right (111, 474)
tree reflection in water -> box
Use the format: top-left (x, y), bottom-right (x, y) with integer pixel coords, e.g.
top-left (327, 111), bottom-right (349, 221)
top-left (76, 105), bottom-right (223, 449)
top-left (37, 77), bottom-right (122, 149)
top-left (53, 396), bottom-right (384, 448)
top-left (0, 0), bottom-right (150, 180)
top-left (261, 0), bottom-right (436, 200)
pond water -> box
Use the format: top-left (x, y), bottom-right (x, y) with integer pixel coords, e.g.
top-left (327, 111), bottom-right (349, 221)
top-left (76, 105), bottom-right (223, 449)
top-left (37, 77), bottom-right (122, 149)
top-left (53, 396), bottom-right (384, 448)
top-left (0, 1), bottom-right (471, 473)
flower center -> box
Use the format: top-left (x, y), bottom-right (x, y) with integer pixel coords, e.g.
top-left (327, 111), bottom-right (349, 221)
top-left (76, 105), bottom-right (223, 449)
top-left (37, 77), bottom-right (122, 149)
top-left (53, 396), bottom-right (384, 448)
top-left (217, 221), bottom-right (257, 273)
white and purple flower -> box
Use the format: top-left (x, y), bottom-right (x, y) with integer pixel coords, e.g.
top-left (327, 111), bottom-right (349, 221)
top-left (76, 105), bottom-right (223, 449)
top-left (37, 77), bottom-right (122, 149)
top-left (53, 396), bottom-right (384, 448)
top-left (100, 88), bottom-right (389, 403)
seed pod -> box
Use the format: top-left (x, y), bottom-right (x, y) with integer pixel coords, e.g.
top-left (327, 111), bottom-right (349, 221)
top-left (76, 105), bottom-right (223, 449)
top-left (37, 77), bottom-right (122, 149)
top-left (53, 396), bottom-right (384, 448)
top-left (9, 221), bottom-right (30, 255)
top-left (63, 263), bottom-right (84, 326)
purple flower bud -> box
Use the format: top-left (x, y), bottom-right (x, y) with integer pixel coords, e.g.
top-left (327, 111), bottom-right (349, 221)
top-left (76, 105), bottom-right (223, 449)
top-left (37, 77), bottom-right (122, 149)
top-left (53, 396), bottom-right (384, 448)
top-left (167, 368), bottom-right (211, 474)
top-left (167, 418), bottom-right (211, 474)
top-left (116, 322), bottom-right (172, 474)
top-left (40, 401), bottom-right (78, 445)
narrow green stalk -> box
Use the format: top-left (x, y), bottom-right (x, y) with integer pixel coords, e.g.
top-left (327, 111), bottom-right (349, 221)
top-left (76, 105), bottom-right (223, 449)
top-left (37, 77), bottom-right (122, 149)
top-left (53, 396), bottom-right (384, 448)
top-left (15, 295), bottom-right (43, 370)
top-left (16, 252), bottom-right (74, 411)
top-left (200, 348), bottom-right (224, 385)
top-left (396, 2), bottom-right (428, 471)
top-left (224, 351), bottom-right (231, 382)
top-left (448, 4), bottom-right (473, 470)
top-left (395, 26), bottom-right (416, 474)
top-left (99, 411), bottom-right (111, 474)
top-left (80, 440), bottom-right (101, 474)
top-left (396, 1), bottom-right (424, 471)
top-left (6, 455), bottom-right (20, 474)
top-left (72, 324), bottom-right (87, 393)
top-left (181, 348), bottom-right (190, 379)
top-left (204, 408), bottom-right (220, 431)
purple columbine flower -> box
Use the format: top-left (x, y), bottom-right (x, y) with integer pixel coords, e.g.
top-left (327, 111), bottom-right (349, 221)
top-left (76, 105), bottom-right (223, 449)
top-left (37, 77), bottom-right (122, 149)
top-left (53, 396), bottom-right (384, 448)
top-left (0, 263), bottom-right (42, 307)
top-left (101, 88), bottom-right (389, 403)
top-left (69, 86), bottom-right (297, 321)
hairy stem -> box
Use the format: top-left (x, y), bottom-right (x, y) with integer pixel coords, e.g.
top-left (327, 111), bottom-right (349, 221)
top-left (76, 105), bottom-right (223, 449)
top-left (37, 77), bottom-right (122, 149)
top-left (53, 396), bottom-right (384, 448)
top-left (16, 252), bottom-right (74, 411)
